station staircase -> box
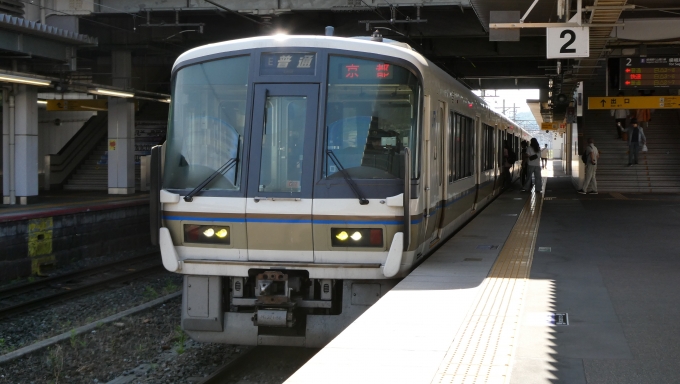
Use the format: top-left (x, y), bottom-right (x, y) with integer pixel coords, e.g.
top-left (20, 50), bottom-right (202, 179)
top-left (63, 138), bottom-right (111, 191)
top-left (582, 107), bottom-right (680, 193)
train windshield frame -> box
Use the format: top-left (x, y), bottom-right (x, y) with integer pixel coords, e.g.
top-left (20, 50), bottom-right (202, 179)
top-left (164, 45), bottom-right (424, 198)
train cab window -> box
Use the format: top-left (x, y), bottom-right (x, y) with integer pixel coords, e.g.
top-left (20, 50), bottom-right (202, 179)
top-left (324, 56), bottom-right (420, 180)
top-left (164, 55), bottom-right (250, 191)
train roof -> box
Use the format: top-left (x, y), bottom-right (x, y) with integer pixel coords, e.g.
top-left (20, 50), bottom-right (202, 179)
top-left (172, 35), bottom-right (530, 138)
top-left (172, 35), bottom-right (427, 73)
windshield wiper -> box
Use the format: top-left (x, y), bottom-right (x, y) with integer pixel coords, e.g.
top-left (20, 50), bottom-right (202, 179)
top-left (183, 158), bottom-right (238, 202)
top-left (327, 150), bottom-right (369, 205)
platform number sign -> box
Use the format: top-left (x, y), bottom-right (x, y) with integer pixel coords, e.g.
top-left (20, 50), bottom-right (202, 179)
top-left (546, 27), bottom-right (589, 59)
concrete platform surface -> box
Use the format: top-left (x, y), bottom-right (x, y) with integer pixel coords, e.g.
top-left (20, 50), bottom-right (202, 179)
top-left (288, 160), bottom-right (680, 384)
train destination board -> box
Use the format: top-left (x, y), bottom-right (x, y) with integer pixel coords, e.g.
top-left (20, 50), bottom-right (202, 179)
top-left (620, 57), bottom-right (680, 89)
top-left (587, 96), bottom-right (680, 110)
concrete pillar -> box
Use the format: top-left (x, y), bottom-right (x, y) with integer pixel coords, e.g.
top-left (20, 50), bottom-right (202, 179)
top-left (2, 85), bottom-right (39, 204)
top-left (107, 50), bottom-right (135, 195)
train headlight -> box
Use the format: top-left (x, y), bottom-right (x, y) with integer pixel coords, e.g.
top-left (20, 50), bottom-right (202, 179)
top-left (184, 224), bottom-right (230, 245)
top-left (331, 228), bottom-right (383, 247)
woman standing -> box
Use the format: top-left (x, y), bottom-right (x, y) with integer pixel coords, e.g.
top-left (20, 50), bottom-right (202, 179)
top-left (522, 138), bottom-right (543, 193)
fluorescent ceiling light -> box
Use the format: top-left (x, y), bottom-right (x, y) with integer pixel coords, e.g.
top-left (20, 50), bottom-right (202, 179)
top-left (37, 100), bottom-right (48, 105)
top-left (89, 88), bottom-right (134, 98)
top-left (0, 74), bottom-right (52, 87)
top-left (161, 98), bottom-right (171, 103)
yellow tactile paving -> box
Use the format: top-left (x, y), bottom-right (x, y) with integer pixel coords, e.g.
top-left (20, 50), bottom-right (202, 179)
top-left (433, 183), bottom-right (545, 384)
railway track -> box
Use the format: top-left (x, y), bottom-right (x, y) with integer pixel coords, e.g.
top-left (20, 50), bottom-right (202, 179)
top-left (0, 252), bottom-right (163, 320)
top-left (198, 346), bottom-right (319, 384)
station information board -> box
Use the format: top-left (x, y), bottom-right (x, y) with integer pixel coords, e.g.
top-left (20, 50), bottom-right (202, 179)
top-left (620, 57), bottom-right (680, 89)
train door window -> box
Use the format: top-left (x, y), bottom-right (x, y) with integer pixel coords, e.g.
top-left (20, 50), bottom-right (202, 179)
top-left (439, 104), bottom-right (444, 186)
top-left (258, 95), bottom-right (307, 193)
top-left (482, 124), bottom-right (494, 171)
top-left (325, 56), bottom-right (421, 180)
top-left (465, 118), bottom-right (474, 177)
top-left (448, 111), bottom-right (454, 183)
top-left (164, 55), bottom-right (250, 192)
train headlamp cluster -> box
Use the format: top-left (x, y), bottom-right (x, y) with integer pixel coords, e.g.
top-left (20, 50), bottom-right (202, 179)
top-left (184, 224), bottom-right (230, 245)
top-left (331, 228), bottom-right (383, 247)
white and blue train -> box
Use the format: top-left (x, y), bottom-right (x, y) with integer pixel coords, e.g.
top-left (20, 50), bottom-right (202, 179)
top-left (150, 33), bottom-right (528, 347)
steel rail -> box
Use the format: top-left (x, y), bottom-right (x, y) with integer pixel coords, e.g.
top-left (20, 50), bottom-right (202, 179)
top-left (0, 261), bottom-right (163, 320)
top-left (0, 252), bottom-right (160, 301)
top-left (197, 347), bottom-right (258, 384)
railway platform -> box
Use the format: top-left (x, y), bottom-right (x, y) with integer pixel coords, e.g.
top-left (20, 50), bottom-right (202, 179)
top-left (0, 191), bottom-right (151, 282)
top-left (287, 161), bottom-right (680, 383)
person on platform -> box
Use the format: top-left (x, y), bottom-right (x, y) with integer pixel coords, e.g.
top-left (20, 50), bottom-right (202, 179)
top-left (636, 107), bottom-right (652, 129)
top-left (522, 138), bottom-right (543, 194)
top-left (626, 118), bottom-right (647, 166)
top-left (610, 93), bottom-right (628, 139)
top-left (541, 144), bottom-right (549, 169)
top-left (577, 138), bottom-right (599, 195)
top-left (520, 140), bottom-right (529, 186)
top-left (502, 140), bottom-right (514, 189)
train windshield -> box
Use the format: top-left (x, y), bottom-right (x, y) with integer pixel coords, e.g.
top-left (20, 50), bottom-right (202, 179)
top-left (163, 55), bottom-right (249, 191)
top-left (325, 55), bottom-right (419, 179)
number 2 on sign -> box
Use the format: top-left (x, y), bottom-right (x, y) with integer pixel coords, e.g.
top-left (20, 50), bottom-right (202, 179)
top-left (560, 30), bottom-right (576, 53)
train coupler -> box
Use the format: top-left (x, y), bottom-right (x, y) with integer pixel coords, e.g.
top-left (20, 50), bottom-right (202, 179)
top-left (252, 270), bottom-right (297, 327)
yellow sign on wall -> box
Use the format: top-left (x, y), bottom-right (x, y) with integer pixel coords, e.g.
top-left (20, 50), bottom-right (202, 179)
top-left (541, 122), bottom-right (565, 131)
top-left (46, 99), bottom-right (108, 111)
top-left (588, 96), bottom-right (680, 109)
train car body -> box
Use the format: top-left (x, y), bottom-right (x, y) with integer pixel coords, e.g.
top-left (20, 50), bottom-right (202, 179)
top-left (151, 35), bottom-right (529, 347)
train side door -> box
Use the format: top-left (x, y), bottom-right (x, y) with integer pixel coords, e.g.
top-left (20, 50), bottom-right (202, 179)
top-left (245, 84), bottom-right (319, 262)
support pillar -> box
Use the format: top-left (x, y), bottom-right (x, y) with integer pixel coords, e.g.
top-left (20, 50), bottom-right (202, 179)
top-left (108, 50), bottom-right (135, 195)
top-left (3, 85), bottom-right (39, 205)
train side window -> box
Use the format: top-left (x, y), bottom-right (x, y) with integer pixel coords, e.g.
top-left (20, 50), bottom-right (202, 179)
top-left (451, 113), bottom-right (474, 181)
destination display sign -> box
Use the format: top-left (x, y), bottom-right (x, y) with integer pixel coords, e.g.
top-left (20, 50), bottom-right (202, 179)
top-left (587, 96), bottom-right (680, 110)
top-left (260, 52), bottom-right (316, 76)
top-left (620, 57), bottom-right (680, 89)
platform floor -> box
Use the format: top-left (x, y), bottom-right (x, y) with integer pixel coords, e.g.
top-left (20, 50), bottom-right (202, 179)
top-left (287, 160), bottom-right (680, 383)
top-left (0, 190), bottom-right (148, 222)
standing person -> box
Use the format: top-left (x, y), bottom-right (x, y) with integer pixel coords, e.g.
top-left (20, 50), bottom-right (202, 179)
top-left (522, 138), bottom-right (543, 194)
top-left (541, 144), bottom-right (549, 169)
top-left (502, 140), bottom-right (514, 189)
top-left (520, 140), bottom-right (529, 187)
top-left (577, 138), bottom-right (599, 194)
top-left (611, 103), bottom-right (628, 140)
top-left (626, 119), bottom-right (647, 166)
top-left (636, 107), bottom-right (652, 129)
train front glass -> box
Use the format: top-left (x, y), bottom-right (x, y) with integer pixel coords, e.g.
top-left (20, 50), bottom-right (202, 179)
top-left (325, 56), bottom-right (420, 181)
top-left (163, 55), bottom-right (249, 192)
top-left (163, 52), bottom-right (420, 195)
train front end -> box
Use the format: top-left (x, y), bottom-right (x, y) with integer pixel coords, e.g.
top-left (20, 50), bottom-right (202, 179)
top-left (151, 36), bottom-right (422, 347)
